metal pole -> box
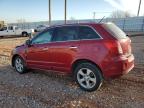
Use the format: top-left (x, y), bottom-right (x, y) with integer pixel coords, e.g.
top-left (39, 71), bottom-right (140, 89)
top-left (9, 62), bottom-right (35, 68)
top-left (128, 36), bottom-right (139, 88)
top-left (64, 0), bottom-right (67, 24)
top-left (137, 0), bottom-right (142, 16)
top-left (49, 0), bottom-right (51, 25)
top-left (93, 12), bottom-right (96, 22)
top-left (123, 18), bottom-right (126, 31)
top-left (142, 17), bottom-right (144, 32)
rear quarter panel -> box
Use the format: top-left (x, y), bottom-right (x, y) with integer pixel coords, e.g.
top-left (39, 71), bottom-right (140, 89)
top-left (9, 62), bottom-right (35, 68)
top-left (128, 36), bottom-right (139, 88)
top-left (72, 39), bottom-right (109, 72)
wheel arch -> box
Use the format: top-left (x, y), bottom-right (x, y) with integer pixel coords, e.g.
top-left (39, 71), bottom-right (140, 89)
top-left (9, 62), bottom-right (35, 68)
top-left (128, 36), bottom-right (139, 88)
top-left (22, 31), bottom-right (28, 34)
top-left (12, 54), bottom-right (25, 67)
top-left (71, 59), bottom-right (104, 78)
top-left (22, 31), bottom-right (28, 36)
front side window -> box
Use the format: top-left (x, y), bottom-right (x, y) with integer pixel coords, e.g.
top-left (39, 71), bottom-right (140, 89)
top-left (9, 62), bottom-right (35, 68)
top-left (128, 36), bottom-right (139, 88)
top-left (78, 26), bottom-right (100, 40)
top-left (32, 29), bottom-right (54, 44)
top-left (0, 27), bottom-right (7, 31)
top-left (52, 26), bottom-right (78, 42)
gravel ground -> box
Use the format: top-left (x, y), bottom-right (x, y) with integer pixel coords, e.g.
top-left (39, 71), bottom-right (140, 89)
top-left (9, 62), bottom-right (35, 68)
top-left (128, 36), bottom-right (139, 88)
top-left (0, 36), bottom-right (144, 108)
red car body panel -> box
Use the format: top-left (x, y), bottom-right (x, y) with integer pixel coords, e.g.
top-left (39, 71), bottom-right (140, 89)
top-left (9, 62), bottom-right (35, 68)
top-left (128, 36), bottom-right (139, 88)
top-left (11, 23), bottom-right (134, 79)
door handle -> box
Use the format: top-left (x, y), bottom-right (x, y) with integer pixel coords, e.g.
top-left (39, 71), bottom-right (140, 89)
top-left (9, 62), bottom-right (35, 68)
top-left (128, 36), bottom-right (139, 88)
top-left (42, 47), bottom-right (49, 51)
top-left (69, 46), bottom-right (78, 49)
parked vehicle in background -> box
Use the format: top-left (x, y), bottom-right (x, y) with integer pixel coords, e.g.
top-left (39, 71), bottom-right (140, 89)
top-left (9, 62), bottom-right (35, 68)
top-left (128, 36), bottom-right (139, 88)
top-left (35, 25), bottom-right (49, 32)
top-left (11, 23), bottom-right (134, 92)
top-left (0, 21), bottom-right (5, 29)
top-left (0, 26), bottom-right (34, 37)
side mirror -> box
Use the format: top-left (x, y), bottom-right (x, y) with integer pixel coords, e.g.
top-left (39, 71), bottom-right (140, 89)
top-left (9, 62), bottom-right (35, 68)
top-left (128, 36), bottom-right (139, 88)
top-left (25, 40), bottom-right (31, 46)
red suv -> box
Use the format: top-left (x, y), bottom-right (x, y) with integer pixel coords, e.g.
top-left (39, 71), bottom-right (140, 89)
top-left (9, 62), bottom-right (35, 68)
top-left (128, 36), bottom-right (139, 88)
top-left (11, 23), bottom-right (134, 92)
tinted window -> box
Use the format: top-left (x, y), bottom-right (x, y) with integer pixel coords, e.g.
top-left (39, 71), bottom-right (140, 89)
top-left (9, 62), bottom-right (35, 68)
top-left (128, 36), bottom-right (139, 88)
top-left (32, 29), bottom-right (54, 44)
top-left (78, 26), bottom-right (100, 40)
top-left (52, 26), bottom-right (78, 42)
top-left (103, 23), bottom-right (127, 39)
top-left (8, 26), bottom-right (13, 30)
top-left (0, 27), bottom-right (7, 31)
top-left (37, 25), bottom-right (45, 28)
top-left (15, 27), bottom-right (19, 30)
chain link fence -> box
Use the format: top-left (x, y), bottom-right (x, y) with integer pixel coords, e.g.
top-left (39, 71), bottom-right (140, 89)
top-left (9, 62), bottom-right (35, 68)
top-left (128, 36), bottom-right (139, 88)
top-left (9, 16), bottom-right (144, 32)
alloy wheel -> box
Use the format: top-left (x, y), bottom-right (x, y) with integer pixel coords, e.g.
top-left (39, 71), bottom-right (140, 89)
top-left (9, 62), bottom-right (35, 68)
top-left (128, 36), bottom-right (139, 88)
top-left (77, 68), bottom-right (96, 89)
top-left (15, 57), bottom-right (24, 73)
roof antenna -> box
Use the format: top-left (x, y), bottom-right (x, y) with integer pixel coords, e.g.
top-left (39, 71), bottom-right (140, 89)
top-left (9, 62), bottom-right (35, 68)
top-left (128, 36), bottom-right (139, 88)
top-left (98, 16), bottom-right (105, 23)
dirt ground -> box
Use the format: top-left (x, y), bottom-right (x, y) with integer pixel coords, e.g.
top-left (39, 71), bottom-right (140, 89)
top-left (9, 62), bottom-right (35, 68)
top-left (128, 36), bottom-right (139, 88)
top-left (0, 36), bottom-right (144, 108)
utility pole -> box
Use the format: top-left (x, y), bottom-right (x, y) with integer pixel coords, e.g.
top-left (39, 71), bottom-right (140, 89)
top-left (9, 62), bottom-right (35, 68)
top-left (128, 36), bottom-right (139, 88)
top-left (93, 12), bottom-right (96, 22)
top-left (64, 0), bottom-right (67, 24)
top-left (49, 0), bottom-right (51, 25)
top-left (137, 0), bottom-right (142, 16)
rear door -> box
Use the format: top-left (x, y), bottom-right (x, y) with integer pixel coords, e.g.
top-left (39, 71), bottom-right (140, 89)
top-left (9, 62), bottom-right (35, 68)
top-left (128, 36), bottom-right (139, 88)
top-left (15, 27), bottom-right (21, 35)
top-left (49, 26), bottom-right (80, 72)
top-left (7, 26), bottom-right (15, 35)
top-left (77, 26), bottom-right (103, 62)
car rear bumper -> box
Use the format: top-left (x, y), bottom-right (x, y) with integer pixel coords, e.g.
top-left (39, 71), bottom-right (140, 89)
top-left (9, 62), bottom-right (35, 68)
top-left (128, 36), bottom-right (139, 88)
top-left (121, 54), bottom-right (134, 74)
top-left (103, 54), bottom-right (134, 79)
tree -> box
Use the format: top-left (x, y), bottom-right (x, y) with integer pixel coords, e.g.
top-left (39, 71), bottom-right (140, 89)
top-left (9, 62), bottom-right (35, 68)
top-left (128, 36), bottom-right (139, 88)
top-left (110, 10), bottom-right (134, 18)
top-left (17, 18), bottom-right (26, 23)
top-left (17, 18), bottom-right (26, 29)
top-left (70, 17), bottom-right (76, 20)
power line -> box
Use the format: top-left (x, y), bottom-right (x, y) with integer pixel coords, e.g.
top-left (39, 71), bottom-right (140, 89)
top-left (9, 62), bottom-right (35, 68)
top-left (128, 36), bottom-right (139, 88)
top-left (93, 12), bottom-right (112, 13)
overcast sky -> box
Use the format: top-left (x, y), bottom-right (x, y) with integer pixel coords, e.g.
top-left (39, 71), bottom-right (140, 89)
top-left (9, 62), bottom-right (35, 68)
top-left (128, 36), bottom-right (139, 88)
top-left (0, 0), bottom-right (144, 23)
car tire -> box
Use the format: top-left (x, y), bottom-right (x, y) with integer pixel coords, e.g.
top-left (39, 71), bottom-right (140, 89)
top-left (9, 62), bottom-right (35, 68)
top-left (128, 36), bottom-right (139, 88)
top-left (0, 36), bottom-right (4, 38)
top-left (22, 32), bottom-right (28, 37)
top-left (74, 62), bottom-right (103, 92)
top-left (14, 56), bottom-right (27, 74)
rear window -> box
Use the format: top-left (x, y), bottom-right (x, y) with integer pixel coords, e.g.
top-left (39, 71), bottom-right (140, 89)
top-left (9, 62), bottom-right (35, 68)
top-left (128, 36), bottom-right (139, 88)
top-left (103, 23), bottom-right (127, 39)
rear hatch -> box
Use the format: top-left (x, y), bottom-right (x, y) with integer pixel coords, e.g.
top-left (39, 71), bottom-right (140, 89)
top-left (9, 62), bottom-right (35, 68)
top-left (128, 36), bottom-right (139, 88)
top-left (103, 23), bottom-right (132, 56)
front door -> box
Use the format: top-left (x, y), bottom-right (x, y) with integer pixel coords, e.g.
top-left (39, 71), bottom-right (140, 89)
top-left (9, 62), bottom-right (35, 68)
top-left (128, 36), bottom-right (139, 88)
top-left (0, 27), bottom-right (8, 36)
top-left (26, 28), bottom-right (54, 69)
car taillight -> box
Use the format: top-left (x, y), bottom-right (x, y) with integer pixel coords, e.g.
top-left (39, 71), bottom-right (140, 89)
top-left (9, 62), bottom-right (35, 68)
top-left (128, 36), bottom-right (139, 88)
top-left (117, 42), bottom-right (123, 54)
top-left (104, 41), bottom-right (123, 56)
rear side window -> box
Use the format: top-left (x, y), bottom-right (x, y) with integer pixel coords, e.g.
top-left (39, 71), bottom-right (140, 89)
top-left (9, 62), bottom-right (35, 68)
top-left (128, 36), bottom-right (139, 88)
top-left (8, 26), bottom-right (13, 30)
top-left (78, 26), bottom-right (100, 40)
top-left (103, 23), bottom-right (127, 39)
top-left (52, 26), bottom-right (78, 42)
